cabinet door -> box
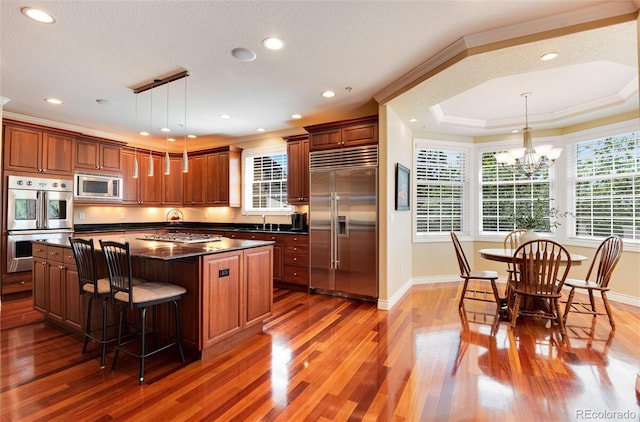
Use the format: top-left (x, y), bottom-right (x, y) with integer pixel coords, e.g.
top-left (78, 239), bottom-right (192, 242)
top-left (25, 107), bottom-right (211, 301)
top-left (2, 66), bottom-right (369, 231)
top-left (245, 246), bottom-right (273, 327)
top-left (47, 261), bottom-right (64, 323)
top-left (206, 153), bottom-right (229, 205)
top-left (75, 139), bottom-right (100, 170)
top-left (183, 155), bottom-right (206, 205)
top-left (43, 133), bottom-right (74, 175)
top-left (64, 265), bottom-right (82, 331)
top-left (33, 258), bottom-right (47, 313)
top-left (99, 144), bottom-right (122, 172)
top-left (201, 251), bottom-right (243, 348)
top-left (139, 155), bottom-right (162, 205)
top-left (341, 123), bottom-right (378, 148)
top-left (3, 125), bottom-right (42, 172)
top-left (287, 139), bottom-right (309, 204)
top-left (120, 150), bottom-right (140, 204)
top-left (309, 129), bottom-right (341, 151)
top-left (162, 157), bottom-right (184, 205)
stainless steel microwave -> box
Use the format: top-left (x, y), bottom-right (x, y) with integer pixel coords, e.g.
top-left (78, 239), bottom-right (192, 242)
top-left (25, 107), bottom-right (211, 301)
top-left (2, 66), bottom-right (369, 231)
top-left (74, 172), bottom-right (123, 201)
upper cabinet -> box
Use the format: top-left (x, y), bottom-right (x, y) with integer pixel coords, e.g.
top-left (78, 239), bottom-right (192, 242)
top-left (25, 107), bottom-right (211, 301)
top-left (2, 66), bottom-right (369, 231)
top-left (75, 137), bottom-right (123, 173)
top-left (183, 154), bottom-right (207, 206)
top-left (162, 155), bottom-right (184, 205)
top-left (3, 122), bottom-right (75, 176)
top-left (120, 149), bottom-right (162, 205)
top-left (206, 146), bottom-right (242, 207)
top-left (284, 134), bottom-right (309, 204)
top-left (305, 115), bottom-right (378, 152)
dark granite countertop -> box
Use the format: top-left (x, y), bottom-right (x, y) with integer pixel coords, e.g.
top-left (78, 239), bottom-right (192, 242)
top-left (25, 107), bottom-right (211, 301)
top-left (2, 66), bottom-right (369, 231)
top-left (74, 222), bottom-right (307, 235)
top-left (36, 233), bottom-right (274, 261)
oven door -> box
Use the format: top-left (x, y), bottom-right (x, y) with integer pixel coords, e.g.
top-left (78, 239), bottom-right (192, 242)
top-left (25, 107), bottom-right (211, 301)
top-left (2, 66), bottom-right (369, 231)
top-left (44, 191), bottom-right (73, 230)
top-left (7, 189), bottom-right (39, 231)
top-left (7, 230), bottom-right (73, 273)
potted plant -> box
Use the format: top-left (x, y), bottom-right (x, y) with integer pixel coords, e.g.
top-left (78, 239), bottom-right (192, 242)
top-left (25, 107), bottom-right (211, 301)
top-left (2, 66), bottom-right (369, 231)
top-left (511, 199), bottom-right (571, 241)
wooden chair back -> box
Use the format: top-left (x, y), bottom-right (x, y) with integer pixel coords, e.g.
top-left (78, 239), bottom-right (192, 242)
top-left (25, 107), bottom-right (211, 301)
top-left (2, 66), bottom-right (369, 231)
top-left (513, 239), bottom-right (571, 297)
top-left (504, 229), bottom-right (528, 249)
top-left (99, 240), bottom-right (134, 305)
top-left (450, 232), bottom-right (471, 278)
top-left (585, 235), bottom-right (623, 289)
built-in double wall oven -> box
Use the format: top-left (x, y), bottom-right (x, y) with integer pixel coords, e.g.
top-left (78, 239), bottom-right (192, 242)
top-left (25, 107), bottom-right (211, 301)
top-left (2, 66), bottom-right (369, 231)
top-left (6, 175), bottom-right (73, 273)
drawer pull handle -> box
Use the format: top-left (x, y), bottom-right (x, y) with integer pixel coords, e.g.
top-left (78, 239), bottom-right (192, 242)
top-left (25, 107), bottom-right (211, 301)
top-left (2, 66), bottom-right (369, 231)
top-left (20, 281), bottom-right (25, 285)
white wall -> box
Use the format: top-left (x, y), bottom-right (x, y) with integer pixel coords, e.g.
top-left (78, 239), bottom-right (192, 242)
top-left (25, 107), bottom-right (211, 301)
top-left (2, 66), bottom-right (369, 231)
top-left (378, 105), bottom-right (413, 309)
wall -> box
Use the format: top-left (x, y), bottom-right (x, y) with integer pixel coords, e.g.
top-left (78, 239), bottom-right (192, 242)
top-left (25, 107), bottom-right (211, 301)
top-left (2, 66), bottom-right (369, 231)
top-left (378, 105), bottom-right (413, 308)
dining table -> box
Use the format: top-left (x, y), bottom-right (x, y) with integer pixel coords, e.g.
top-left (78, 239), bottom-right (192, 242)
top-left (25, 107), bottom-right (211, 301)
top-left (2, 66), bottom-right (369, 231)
top-left (478, 247), bottom-right (588, 321)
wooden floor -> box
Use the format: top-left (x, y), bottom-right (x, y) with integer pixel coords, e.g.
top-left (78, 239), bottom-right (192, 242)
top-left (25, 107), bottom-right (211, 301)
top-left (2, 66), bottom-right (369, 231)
top-left (1, 283), bottom-right (640, 421)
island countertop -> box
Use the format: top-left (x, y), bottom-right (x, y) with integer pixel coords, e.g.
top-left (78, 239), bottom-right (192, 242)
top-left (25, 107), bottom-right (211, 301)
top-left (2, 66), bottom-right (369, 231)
top-left (35, 233), bottom-right (274, 261)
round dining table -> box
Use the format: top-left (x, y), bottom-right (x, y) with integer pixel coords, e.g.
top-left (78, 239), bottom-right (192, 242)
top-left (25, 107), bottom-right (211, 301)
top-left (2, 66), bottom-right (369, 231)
top-left (478, 248), bottom-right (587, 265)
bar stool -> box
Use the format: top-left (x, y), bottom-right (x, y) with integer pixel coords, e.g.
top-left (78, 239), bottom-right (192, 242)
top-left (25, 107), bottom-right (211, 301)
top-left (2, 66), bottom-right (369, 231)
top-left (69, 237), bottom-right (114, 368)
top-left (99, 240), bottom-right (186, 384)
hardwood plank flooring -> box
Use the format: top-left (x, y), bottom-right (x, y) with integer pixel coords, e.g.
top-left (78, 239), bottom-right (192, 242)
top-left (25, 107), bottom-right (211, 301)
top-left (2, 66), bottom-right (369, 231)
top-left (1, 282), bottom-right (639, 421)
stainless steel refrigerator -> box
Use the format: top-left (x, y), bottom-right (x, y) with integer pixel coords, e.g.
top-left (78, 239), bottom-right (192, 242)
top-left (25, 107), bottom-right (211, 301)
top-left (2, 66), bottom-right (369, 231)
top-left (309, 145), bottom-right (378, 300)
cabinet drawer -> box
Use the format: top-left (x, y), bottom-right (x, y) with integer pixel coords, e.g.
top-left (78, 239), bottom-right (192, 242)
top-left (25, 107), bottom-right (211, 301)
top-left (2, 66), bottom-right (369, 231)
top-left (47, 246), bottom-right (65, 263)
top-left (283, 235), bottom-right (308, 245)
top-left (284, 244), bottom-right (308, 255)
top-left (283, 253), bottom-right (308, 266)
top-left (32, 243), bottom-right (48, 259)
top-left (63, 249), bottom-right (76, 265)
top-left (283, 265), bottom-right (309, 285)
top-left (2, 277), bottom-right (33, 294)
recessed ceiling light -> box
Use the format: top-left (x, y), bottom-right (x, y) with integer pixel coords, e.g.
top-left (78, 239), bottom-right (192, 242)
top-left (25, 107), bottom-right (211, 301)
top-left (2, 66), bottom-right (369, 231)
top-left (187, 134), bottom-right (197, 139)
top-left (167, 137), bottom-right (176, 142)
top-left (44, 98), bottom-right (63, 105)
top-left (139, 131), bottom-right (150, 136)
top-left (219, 114), bottom-right (231, 119)
top-left (231, 47), bottom-right (257, 62)
top-left (263, 37), bottom-right (284, 50)
top-left (256, 128), bottom-right (266, 132)
top-left (160, 127), bottom-right (171, 132)
top-left (291, 114), bottom-right (302, 119)
top-left (322, 90), bottom-right (335, 98)
top-left (21, 7), bottom-right (56, 24)
top-left (409, 118), bottom-right (417, 123)
top-left (541, 52), bottom-right (559, 61)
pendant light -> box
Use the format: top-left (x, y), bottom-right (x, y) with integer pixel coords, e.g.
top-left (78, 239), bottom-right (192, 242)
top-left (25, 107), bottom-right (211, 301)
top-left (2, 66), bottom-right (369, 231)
top-left (132, 95), bottom-right (139, 178)
top-left (182, 75), bottom-right (189, 173)
top-left (163, 83), bottom-right (171, 175)
top-left (147, 87), bottom-right (155, 177)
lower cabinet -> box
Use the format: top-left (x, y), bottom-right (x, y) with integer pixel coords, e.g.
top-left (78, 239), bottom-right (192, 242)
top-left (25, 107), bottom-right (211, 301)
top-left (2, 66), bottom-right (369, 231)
top-left (32, 245), bottom-right (83, 332)
top-left (282, 234), bottom-right (309, 288)
top-left (201, 246), bottom-right (273, 350)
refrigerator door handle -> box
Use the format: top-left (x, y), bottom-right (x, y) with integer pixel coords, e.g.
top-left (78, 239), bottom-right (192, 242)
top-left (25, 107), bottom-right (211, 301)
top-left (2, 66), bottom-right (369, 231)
top-left (334, 194), bottom-right (340, 268)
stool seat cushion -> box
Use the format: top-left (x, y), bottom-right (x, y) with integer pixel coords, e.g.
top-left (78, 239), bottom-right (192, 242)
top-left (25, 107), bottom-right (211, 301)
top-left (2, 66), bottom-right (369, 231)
top-left (113, 282), bottom-right (187, 304)
top-left (82, 278), bottom-right (111, 295)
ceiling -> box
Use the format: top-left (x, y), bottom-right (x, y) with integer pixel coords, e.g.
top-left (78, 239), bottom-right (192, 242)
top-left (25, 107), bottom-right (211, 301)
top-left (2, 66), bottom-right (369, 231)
top-left (1, 1), bottom-right (638, 152)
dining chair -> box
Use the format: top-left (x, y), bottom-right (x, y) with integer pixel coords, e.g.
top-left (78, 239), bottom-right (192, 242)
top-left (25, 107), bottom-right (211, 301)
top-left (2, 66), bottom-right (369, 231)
top-left (450, 232), bottom-right (502, 310)
top-left (503, 229), bottom-right (528, 288)
top-left (99, 240), bottom-right (186, 384)
top-left (562, 235), bottom-right (623, 330)
top-left (508, 239), bottom-right (571, 336)
top-left (69, 237), bottom-right (114, 368)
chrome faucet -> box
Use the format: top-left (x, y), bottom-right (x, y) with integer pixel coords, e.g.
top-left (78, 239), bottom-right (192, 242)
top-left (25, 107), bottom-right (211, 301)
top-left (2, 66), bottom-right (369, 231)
top-left (262, 214), bottom-right (266, 230)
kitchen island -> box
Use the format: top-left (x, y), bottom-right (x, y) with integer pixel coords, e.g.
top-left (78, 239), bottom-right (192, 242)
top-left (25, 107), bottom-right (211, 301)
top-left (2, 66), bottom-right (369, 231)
top-left (32, 233), bottom-right (274, 359)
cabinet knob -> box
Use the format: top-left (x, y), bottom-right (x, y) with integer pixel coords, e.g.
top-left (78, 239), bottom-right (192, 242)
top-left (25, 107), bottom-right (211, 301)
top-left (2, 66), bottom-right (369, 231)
top-left (293, 257), bottom-right (297, 261)
top-left (20, 281), bottom-right (25, 285)
top-left (293, 272), bottom-right (297, 276)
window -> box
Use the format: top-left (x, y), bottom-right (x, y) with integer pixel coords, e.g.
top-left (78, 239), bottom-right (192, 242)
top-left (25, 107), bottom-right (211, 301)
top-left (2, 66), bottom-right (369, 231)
top-left (242, 146), bottom-right (291, 214)
top-left (414, 140), bottom-right (470, 239)
top-left (479, 145), bottom-right (551, 234)
top-left (569, 131), bottom-right (639, 241)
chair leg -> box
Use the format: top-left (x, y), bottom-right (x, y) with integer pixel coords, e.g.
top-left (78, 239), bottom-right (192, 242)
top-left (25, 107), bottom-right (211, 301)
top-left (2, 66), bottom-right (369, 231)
top-left (139, 307), bottom-right (147, 385)
top-left (563, 287), bottom-right (576, 322)
top-left (83, 295), bottom-right (93, 355)
top-left (490, 279), bottom-right (501, 309)
top-left (458, 278), bottom-right (469, 308)
top-left (588, 290), bottom-right (596, 313)
top-left (510, 294), bottom-right (521, 328)
top-left (100, 297), bottom-right (108, 369)
top-left (111, 306), bottom-right (124, 373)
top-left (601, 291), bottom-right (615, 330)
top-left (173, 300), bottom-right (185, 363)
top-left (553, 298), bottom-right (566, 337)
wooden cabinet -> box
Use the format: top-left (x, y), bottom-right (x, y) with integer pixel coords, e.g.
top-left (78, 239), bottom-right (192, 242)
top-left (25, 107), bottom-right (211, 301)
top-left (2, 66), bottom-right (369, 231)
top-left (32, 244), bottom-right (82, 331)
top-left (121, 149), bottom-right (161, 205)
top-left (162, 155), bottom-right (184, 205)
top-left (206, 147), bottom-right (242, 207)
top-left (3, 123), bottom-right (75, 175)
top-left (201, 245), bottom-right (272, 350)
top-left (285, 134), bottom-right (309, 204)
top-left (282, 234), bottom-right (309, 287)
top-left (305, 115), bottom-right (378, 152)
top-left (183, 154), bottom-right (207, 205)
top-left (224, 231), bottom-right (283, 283)
top-left (75, 137), bottom-right (123, 173)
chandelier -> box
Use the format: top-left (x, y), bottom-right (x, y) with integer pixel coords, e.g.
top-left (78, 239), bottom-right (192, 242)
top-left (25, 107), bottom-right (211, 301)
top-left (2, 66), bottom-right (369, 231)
top-left (494, 92), bottom-right (562, 178)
